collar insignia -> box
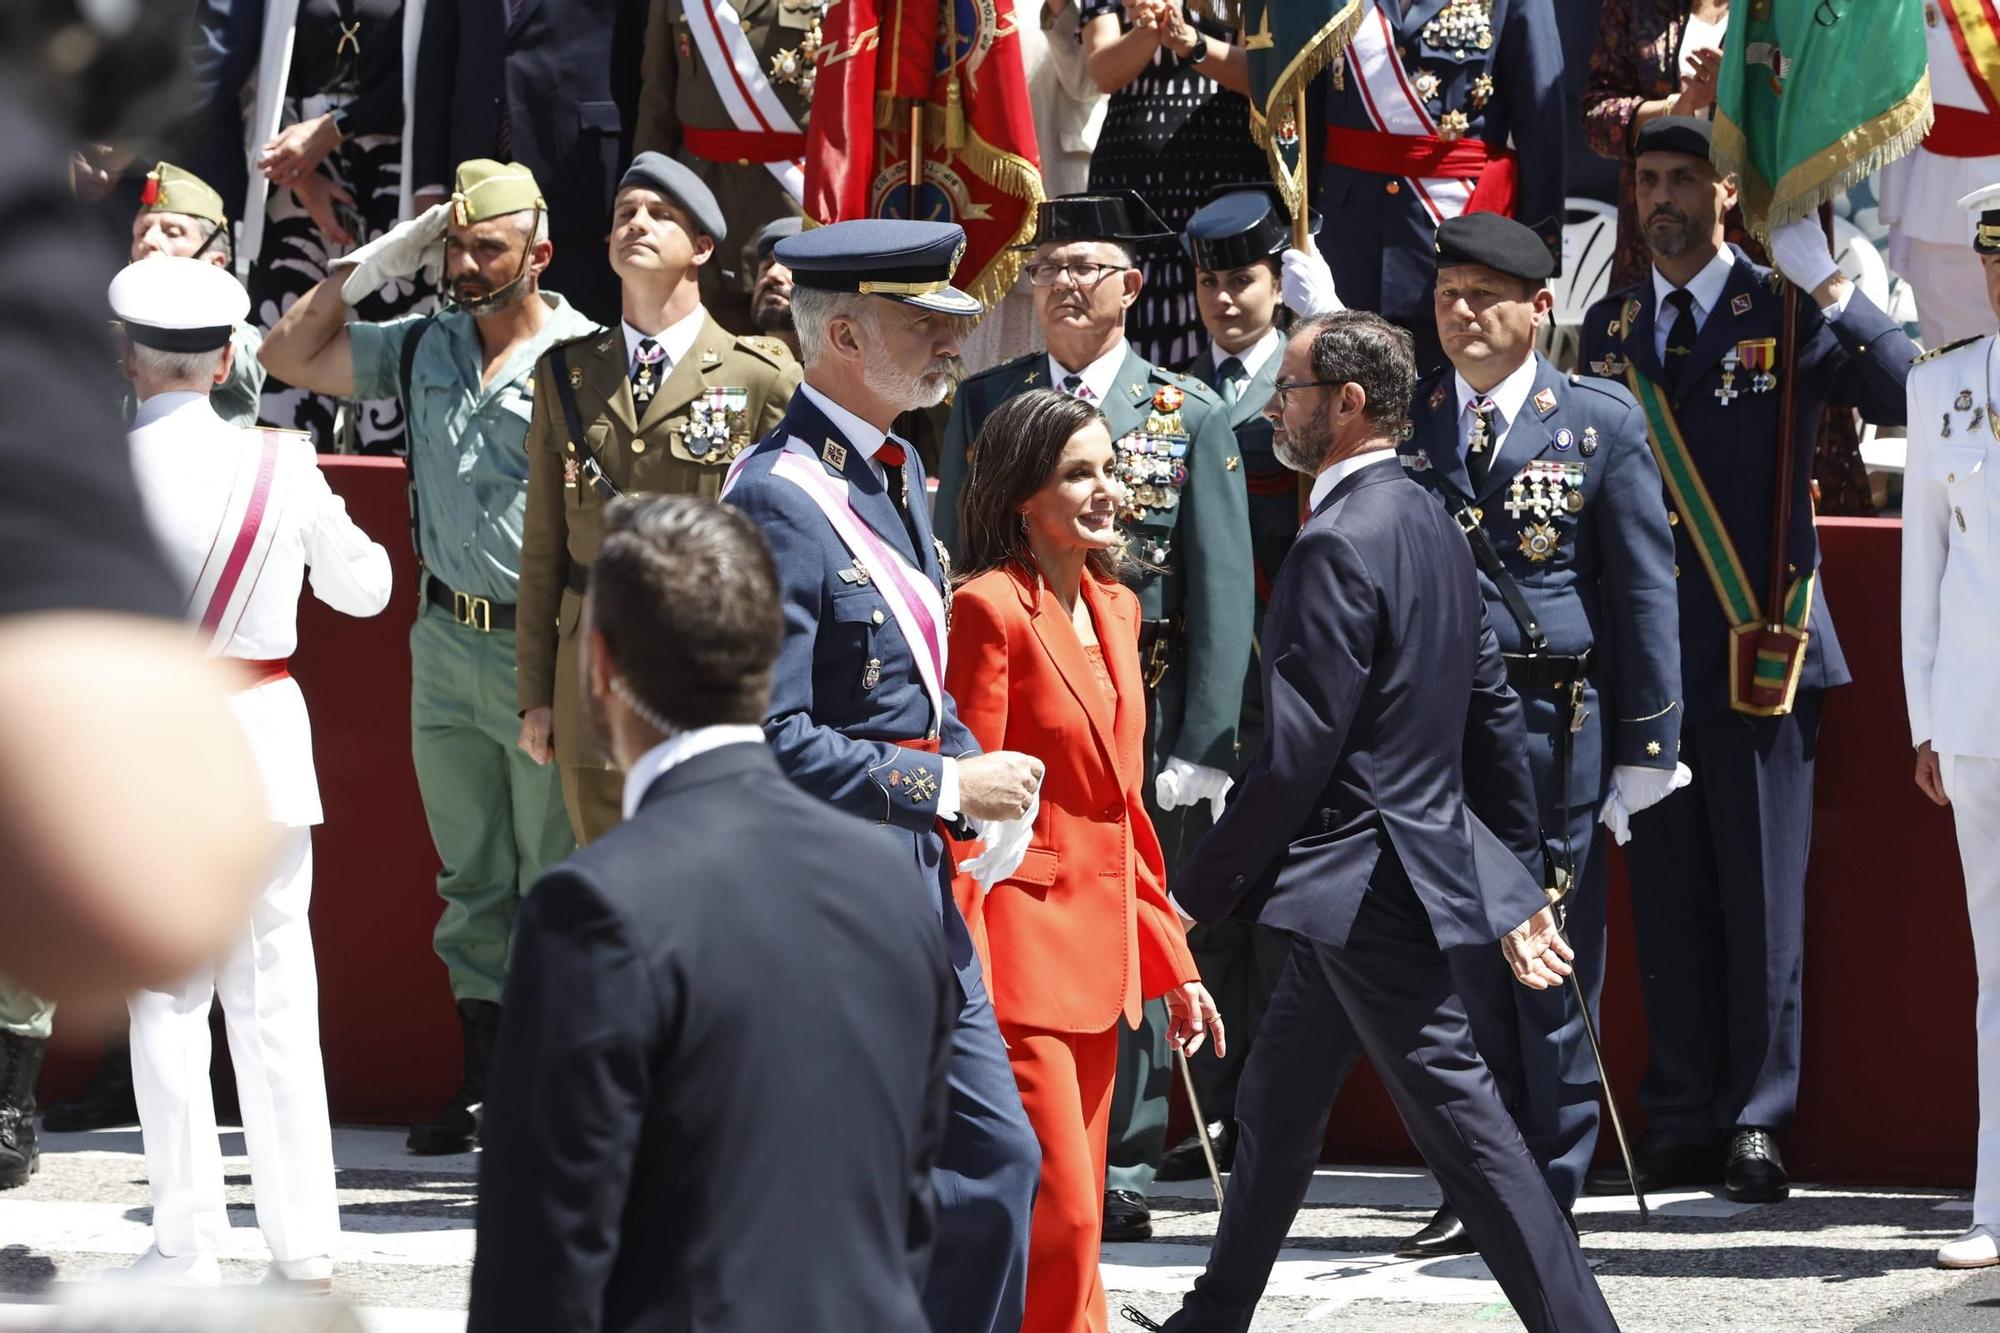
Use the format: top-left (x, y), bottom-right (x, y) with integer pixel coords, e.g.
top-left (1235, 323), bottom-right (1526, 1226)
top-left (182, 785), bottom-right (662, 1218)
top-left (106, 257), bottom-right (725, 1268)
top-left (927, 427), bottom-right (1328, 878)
top-left (1731, 292), bottom-right (1754, 317)
top-left (821, 439), bottom-right (848, 470)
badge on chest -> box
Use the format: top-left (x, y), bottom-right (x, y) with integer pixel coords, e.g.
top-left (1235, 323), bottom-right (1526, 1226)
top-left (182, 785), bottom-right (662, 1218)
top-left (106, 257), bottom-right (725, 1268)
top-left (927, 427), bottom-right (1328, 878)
top-left (1115, 388), bottom-right (1193, 521)
top-left (684, 386), bottom-right (752, 460)
top-left (1503, 459), bottom-right (1586, 563)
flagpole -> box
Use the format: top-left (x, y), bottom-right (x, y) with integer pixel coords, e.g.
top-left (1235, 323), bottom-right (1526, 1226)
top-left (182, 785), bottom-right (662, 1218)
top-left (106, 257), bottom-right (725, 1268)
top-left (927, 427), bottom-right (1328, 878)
top-left (908, 104), bottom-right (923, 190)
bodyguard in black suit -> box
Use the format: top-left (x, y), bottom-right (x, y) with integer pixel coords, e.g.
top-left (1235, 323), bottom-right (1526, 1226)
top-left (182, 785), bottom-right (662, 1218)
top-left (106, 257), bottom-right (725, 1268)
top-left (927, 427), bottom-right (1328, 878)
top-left (414, 0), bottom-right (648, 323)
top-left (1578, 119), bottom-right (1915, 1202)
top-left (1155, 311), bottom-right (1619, 1333)
top-left (469, 495), bottom-right (953, 1333)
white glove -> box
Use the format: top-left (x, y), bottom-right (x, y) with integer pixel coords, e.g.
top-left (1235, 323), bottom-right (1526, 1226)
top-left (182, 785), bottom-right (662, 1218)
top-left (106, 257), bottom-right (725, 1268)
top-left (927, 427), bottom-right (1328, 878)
top-left (1598, 762), bottom-right (1693, 846)
top-left (960, 787), bottom-right (1040, 895)
top-left (1155, 757), bottom-right (1233, 822)
top-left (338, 201), bottom-right (450, 304)
top-left (1280, 238), bottom-right (1343, 318)
top-left (1769, 216), bottom-right (1838, 294)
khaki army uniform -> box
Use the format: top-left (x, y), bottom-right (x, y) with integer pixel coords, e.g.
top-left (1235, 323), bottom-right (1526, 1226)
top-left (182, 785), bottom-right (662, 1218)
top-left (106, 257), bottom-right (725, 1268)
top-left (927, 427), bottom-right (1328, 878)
top-left (636, 0), bottom-right (821, 327)
top-left (517, 313), bottom-right (801, 841)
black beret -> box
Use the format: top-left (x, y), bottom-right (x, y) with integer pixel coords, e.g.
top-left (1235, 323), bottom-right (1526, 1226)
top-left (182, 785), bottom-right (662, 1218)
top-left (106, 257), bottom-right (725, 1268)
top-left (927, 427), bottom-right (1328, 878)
top-left (617, 151), bottom-right (727, 242)
top-left (1633, 115), bottom-right (1715, 162)
top-left (1433, 212), bottom-right (1554, 283)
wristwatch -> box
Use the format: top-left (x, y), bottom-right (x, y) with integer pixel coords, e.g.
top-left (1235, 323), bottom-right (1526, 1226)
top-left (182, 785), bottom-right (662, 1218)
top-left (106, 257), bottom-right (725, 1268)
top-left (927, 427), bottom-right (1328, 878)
top-left (1184, 34), bottom-right (1209, 64)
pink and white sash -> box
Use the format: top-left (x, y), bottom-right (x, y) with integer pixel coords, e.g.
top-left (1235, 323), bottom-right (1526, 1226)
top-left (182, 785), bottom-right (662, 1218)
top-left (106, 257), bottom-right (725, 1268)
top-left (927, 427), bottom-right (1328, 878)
top-left (185, 429), bottom-right (301, 655)
top-left (685, 0), bottom-right (807, 204)
top-left (765, 442), bottom-right (947, 726)
top-left (1346, 0), bottom-right (1478, 226)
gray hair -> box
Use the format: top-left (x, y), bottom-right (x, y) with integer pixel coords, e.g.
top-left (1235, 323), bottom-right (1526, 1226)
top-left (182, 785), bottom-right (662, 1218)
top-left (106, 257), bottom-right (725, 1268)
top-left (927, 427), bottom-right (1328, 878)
top-left (518, 208), bottom-right (550, 248)
top-left (129, 341), bottom-right (226, 386)
top-left (787, 285), bottom-right (877, 361)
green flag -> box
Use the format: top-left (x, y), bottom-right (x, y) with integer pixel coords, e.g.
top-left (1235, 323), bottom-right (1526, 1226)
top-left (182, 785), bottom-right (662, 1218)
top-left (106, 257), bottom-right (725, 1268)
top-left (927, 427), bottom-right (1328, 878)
top-left (1713, 0), bottom-right (1932, 240)
top-left (1241, 0), bottom-right (1361, 214)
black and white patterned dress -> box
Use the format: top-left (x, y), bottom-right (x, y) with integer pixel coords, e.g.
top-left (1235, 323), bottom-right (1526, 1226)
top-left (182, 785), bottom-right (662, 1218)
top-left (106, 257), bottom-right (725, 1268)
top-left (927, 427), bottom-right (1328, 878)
top-left (1081, 1), bottom-right (1260, 369)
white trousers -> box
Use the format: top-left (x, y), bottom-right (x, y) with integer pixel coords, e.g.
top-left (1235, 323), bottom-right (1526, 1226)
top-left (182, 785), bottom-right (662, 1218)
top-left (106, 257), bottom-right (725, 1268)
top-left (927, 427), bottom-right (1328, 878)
top-left (1904, 238), bottom-right (1994, 349)
top-left (128, 827), bottom-right (339, 1261)
top-left (1942, 753), bottom-right (2000, 1227)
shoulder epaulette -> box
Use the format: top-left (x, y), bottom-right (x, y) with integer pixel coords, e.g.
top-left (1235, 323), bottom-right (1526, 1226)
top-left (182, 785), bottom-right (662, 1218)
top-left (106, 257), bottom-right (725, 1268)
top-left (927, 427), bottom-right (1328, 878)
top-left (1565, 371), bottom-right (1639, 407)
top-left (736, 334), bottom-right (796, 367)
top-left (1913, 334), bottom-right (1985, 366)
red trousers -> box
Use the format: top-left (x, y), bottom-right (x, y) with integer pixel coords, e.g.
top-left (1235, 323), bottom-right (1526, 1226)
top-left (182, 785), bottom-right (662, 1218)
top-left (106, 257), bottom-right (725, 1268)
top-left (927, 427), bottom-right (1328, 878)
top-left (1004, 1023), bottom-right (1120, 1333)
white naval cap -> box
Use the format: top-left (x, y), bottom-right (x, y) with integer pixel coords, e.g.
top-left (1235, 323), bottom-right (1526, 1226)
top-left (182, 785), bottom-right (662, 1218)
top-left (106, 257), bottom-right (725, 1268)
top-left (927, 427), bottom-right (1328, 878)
top-left (1957, 183), bottom-right (2000, 255)
top-left (108, 256), bottom-right (249, 353)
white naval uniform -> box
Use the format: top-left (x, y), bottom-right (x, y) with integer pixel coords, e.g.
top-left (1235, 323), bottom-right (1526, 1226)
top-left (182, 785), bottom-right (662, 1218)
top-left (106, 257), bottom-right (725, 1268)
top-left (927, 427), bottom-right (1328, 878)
top-left (1878, 14), bottom-right (2000, 345)
top-left (1903, 333), bottom-right (2000, 1228)
top-left (124, 390), bottom-right (392, 1264)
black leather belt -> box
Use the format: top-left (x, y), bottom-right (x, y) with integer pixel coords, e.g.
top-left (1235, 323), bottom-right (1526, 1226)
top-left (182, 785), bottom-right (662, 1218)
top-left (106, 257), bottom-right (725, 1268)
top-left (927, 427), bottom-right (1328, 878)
top-left (426, 574), bottom-right (516, 632)
top-left (1502, 650), bottom-right (1592, 691)
top-left (567, 562), bottom-right (591, 595)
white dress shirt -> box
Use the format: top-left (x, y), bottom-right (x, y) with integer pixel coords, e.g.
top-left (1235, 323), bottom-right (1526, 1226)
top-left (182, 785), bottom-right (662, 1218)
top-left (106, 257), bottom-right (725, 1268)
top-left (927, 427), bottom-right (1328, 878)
top-left (1048, 339), bottom-right (1129, 404)
top-left (1210, 327), bottom-right (1282, 385)
top-left (620, 726), bottom-right (767, 819)
top-left (1650, 247), bottom-right (1737, 362)
top-left (1307, 444), bottom-right (1400, 511)
top-left (622, 303), bottom-right (708, 378)
top-left (1454, 354), bottom-right (1540, 463)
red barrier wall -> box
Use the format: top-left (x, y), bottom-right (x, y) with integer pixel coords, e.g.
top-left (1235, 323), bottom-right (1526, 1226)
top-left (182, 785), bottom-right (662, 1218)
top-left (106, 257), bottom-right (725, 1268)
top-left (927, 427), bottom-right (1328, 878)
top-left (40, 473), bottom-right (1979, 1186)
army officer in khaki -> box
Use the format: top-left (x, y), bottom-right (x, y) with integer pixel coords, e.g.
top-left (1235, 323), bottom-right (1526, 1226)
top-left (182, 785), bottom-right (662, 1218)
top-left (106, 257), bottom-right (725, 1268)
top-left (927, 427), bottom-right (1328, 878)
top-left (517, 153), bottom-right (799, 842)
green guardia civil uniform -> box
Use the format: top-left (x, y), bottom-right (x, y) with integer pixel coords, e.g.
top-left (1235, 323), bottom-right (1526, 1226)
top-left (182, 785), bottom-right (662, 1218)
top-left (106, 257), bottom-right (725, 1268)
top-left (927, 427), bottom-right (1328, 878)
top-left (348, 161), bottom-right (599, 1004)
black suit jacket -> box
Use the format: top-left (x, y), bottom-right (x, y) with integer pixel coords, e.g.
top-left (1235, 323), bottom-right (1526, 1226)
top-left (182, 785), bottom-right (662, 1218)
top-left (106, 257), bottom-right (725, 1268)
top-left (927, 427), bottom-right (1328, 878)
top-left (468, 743), bottom-right (953, 1333)
top-left (1175, 456), bottom-right (1547, 950)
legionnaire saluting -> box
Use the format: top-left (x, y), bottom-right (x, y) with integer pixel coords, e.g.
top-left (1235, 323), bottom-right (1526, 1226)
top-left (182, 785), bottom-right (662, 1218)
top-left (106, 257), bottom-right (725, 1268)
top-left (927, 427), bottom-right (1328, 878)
top-left (260, 159), bottom-right (599, 1159)
top-left (636, 0), bottom-right (823, 327)
top-left (1578, 116), bottom-right (1915, 1203)
top-left (933, 191), bottom-right (1253, 1244)
top-left (516, 152), bottom-right (799, 843)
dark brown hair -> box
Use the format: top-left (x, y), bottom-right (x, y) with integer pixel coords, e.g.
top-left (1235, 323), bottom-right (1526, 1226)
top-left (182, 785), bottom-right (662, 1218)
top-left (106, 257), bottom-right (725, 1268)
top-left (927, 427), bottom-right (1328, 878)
top-left (589, 495), bottom-right (782, 729)
top-left (1293, 310), bottom-right (1415, 440)
top-left (955, 388), bottom-right (1126, 584)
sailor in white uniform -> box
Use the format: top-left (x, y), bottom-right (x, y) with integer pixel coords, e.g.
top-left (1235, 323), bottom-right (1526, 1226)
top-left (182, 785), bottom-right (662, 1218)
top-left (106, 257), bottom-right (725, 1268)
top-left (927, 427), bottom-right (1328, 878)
top-left (1903, 185), bottom-right (2000, 1271)
top-left (109, 258), bottom-right (393, 1291)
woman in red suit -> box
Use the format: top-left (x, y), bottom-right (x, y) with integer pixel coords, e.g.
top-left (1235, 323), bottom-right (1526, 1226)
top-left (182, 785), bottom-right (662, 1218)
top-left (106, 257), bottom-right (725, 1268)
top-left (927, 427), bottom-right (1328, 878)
top-left (948, 388), bottom-right (1223, 1333)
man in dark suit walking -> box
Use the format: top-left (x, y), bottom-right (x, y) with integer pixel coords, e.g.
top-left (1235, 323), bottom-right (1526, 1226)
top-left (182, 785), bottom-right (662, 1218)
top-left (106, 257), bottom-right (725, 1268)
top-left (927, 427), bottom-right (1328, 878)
top-left (1150, 311), bottom-right (1620, 1333)
top-left (469, 495), bottom-right (954, 1333)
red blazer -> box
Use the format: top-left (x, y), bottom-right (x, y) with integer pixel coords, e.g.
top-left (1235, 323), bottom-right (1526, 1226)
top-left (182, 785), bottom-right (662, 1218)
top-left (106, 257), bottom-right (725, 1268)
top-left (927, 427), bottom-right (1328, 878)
top-left (946, 563), bottom-right (1198, 1034)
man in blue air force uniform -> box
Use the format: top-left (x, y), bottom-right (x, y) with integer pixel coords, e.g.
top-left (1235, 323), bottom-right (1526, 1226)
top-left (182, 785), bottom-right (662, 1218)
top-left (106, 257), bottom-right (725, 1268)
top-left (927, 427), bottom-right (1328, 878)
top-left (1577, 116), bottom-right (1915, 1203)
top-left (720, 219), bottom-right (1043, 1333)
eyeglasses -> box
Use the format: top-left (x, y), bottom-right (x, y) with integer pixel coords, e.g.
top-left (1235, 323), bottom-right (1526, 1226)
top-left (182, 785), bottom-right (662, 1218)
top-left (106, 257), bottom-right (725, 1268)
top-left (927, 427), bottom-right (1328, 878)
top-left (1271, 377), bottom-right (1346, 398)
top-left (1024, 261), bottom-right (1131, 288)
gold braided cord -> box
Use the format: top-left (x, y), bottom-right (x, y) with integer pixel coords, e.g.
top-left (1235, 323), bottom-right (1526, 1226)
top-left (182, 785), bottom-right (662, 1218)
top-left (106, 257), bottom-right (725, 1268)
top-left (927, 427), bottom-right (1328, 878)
top-left (1245, 2), bottom-right (1363, 214)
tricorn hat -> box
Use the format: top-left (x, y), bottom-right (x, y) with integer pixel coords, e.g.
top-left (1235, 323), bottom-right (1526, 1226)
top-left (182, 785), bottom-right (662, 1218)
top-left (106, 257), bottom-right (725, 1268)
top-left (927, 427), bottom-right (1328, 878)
top-left (1182, 183), bottom-right (1320, 272)
top-left (1015, 191), bottom-right (1175, 251)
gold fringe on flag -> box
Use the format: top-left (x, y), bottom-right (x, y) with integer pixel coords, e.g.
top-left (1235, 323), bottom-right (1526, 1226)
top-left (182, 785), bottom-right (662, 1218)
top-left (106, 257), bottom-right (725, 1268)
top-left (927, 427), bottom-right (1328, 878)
top-left (1245, 1), bottom-right (1362, 215)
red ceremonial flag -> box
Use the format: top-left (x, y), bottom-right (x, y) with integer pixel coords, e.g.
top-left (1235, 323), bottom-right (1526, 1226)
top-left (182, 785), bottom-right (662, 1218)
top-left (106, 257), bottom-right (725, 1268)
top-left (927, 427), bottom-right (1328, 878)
top-left (805, 0), bottom-right (1044, 307)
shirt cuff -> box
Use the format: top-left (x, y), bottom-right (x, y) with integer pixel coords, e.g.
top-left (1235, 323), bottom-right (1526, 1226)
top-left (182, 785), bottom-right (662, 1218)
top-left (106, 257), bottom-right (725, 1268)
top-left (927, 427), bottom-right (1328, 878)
top-left (1820, 283), bottom-right (1854, 318)
top-left (938, 756), bottom-right (960, 821)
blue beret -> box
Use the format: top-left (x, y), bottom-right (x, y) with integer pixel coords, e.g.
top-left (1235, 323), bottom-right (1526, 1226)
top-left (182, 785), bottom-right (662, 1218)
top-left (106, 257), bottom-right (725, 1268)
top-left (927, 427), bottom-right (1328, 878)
top-left (1434, 212), bottom-right (1554, 283)
top-left (773, 219), bottom-right (983, 316)
top-left (1182, 184), bottom-right (1319, 272)
top-left (617, 152), bottom-right (727, 242)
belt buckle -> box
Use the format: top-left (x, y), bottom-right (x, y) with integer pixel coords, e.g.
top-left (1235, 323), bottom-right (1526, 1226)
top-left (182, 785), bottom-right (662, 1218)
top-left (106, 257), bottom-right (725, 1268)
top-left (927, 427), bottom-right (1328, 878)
top-left (453, 590), bottom-right (493, 632)
top-left (1144, 637), bottom-right (1171, 691)
top-left (1454, 505), bottom-right (1484, 534)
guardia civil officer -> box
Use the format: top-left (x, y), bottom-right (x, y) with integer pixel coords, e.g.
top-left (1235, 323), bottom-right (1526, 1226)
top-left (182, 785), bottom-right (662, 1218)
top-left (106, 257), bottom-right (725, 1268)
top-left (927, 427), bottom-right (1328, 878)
top-left (720, 219), bottom-right (1044, 1333)
top-left (1902, 184), bottom-right (2000, 1271)
top-left (261, 160), bottom-right (599, 1158)
top-left (932, 191), bottom-right (1253, 1240)
top-left (1317, 0), bottom-right (1567, 373)
top-left (1579, 116), bottom-right (1916, 1202)
top-left (516, 152), bottom-right (797, 844)
top-left (111, 257), bottom-right (392, 1290)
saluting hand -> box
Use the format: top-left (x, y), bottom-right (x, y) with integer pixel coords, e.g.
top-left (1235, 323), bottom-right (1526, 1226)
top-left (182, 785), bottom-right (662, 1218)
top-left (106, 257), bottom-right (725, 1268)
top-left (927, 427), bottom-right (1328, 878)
top-left (1165, 981), bottom-right (1225, 1058)
top-left (1501, 905), bottom-right (1575, 991)
top-left (958, 751), bottom-right (1044, 822)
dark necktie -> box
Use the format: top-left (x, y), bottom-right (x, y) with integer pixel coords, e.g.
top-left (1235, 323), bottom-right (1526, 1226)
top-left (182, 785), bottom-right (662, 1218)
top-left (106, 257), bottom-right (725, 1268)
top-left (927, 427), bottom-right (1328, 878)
top-left (631, 337), bottom-right (664, 406)
top-left (1217, 355), bottom-right (1245, 407)
top-left (1663, 288), bottom-right (1697, 395)
top-left (1466, 396), bottom-right (1498, 492)
top-left (876, 441), bottom-right (921, 551)
top-left (1061, 373), bottom-right (1092, 402)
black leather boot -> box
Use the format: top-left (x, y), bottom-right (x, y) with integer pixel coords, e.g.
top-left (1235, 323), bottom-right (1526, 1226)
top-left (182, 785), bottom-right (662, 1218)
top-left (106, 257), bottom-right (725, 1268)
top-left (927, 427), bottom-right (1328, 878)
top-left (0, 1032), bottom-right (46, 1189)
top-left (407, 1000), bottom-right (500, 1155)
top-left (40, 1041), bottom-right (137, 1133)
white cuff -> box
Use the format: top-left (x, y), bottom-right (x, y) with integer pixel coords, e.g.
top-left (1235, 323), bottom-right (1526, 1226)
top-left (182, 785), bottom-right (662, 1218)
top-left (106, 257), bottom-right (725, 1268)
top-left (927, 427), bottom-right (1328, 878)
top-left (938, 756), bottom-right (961, 821)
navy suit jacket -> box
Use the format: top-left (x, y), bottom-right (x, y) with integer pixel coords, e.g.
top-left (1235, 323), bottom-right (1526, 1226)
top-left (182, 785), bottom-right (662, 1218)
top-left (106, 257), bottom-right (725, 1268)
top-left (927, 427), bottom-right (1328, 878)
top-left (1175, 456), bottom-right (1547, 950)
top-left (1579, 249), bottom-right (1915, 722)
top-left (469, 743), bottom-right (953, 1333)
top-left (725, 389), bottom-right (984, 986)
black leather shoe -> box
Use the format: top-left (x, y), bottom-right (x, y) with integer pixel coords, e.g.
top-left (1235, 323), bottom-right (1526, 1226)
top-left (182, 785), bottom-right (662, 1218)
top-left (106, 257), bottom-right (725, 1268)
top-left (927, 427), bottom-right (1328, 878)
top-left (407, 1000), bottom-right (500, 1155)
top-left (1397, 1205), bottom-right (1474, 1258)
top-left (1103, 1188), bottom-right (1153, 1243)
top-left (40, 1043), bottom-right (137, 1134)
top-left (1724, 1127), bottom-right (1789, 1203)
top-left (0, 1033), bottom-right (45, 1190)
top-left (1583, 1137), bottom-right (1722, 1195)
top-left (1156, 1120), bottom-right (1235, 1182)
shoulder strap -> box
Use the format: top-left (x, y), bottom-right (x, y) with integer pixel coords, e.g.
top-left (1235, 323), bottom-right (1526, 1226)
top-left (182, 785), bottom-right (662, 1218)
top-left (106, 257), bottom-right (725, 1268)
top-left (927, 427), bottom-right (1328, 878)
top-left (550, 343), bottom-right (622, 501)
top-left (1437, 488), bottom-right (1550, 654)
top-left (399, 317), bottom-right (435, 564)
